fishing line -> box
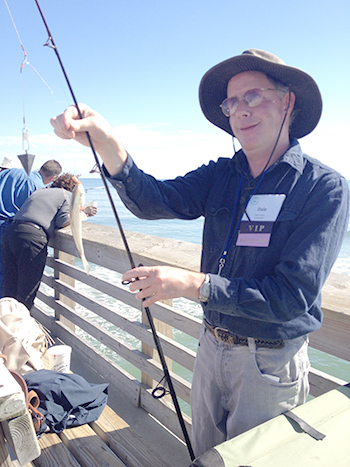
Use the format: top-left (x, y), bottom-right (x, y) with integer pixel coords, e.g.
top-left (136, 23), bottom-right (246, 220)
top-left (4, 0), bottom-right (53, 93)
top-left (32, 0), bottom-right (194, 459)
top-left (4, 0), bottom-right (53, 173)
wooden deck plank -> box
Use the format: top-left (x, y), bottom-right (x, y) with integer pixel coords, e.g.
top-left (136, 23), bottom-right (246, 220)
top-left (59, 424), bottom-right (126, 467)
top-left (90, 405), bottom-right (172, 467)
top-left (34, 433), bottom-right (80, 467)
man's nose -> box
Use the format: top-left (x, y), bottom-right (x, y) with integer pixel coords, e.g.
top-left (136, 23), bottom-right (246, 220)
top-left (235, 101), bottom-right (251, 117)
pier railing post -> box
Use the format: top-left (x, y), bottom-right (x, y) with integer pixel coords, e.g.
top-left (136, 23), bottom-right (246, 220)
top-left (53, 248), bottom-right (76, 332)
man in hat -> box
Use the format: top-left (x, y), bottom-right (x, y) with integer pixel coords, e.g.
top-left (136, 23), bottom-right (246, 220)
top-left (0, 159), bottom-right (62, 297)
top-left (51, 49), bottom-right (349, 457)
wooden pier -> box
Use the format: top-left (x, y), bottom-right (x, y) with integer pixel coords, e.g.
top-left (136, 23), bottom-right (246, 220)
top-left (1, 222), bottom-right (349, 466)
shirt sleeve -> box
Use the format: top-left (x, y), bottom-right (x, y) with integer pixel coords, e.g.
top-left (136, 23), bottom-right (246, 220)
top-left (54, 193), bottom-right (72, 229)
top-left (105, 153), bottom-right (213, 220)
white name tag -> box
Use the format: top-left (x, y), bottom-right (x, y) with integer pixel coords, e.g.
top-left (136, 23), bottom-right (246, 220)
top-left (236, 194), bottom-right (286, 247)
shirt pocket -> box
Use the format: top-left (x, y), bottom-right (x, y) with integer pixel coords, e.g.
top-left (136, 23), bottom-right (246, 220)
top-left (268, 204), bottom-right (302, 250)
top-left (203, 202), bottom-right (232, 255)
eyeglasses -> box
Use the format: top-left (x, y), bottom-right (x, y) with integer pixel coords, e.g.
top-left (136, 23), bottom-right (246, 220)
top-left (220, 88), bottom-right (279, 117)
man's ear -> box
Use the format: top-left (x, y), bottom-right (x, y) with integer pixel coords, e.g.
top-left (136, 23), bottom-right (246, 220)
top-left (284, 91), bottom-right (296, 116)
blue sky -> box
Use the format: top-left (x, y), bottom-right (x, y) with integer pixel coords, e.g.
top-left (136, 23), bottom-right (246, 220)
top-left (1, 0), bottom-right (349, 178)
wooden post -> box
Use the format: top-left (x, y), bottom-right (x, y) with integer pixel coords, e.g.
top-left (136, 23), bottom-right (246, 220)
top-left (0, 425), bottom-right (12, 467)
top-left (53, 249), bottom-right (76, 331)
top-left (0, 361), bottom-right (41, 465)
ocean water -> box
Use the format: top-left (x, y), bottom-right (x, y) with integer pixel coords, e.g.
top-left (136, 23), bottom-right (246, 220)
top-left (79, 177), bottom-right (350, 384)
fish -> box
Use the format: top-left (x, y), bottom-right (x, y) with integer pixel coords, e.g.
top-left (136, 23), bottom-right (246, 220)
top-left (70, 177), bottom-right (90, 274)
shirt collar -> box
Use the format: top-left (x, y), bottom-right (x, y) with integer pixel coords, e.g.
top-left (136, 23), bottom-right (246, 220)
top-left (232, 139), bottom-right (304, 176)
top-left (276, 139), bottom-right (304, 174)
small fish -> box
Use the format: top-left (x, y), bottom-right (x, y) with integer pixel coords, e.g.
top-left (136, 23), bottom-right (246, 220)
top-left (70, 177), bottom-right (90, 274)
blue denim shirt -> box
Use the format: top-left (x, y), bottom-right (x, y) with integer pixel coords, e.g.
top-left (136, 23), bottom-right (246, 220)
top-left (107, 140), bottom-right (349, 340)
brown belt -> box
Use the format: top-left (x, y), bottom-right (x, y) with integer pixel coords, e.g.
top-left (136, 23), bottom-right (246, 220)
top-left (204, 320), bottom-right (285, 349)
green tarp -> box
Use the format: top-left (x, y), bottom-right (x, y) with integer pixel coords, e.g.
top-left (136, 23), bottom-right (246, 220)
top-left (191, 384), bottom-right (350, 467)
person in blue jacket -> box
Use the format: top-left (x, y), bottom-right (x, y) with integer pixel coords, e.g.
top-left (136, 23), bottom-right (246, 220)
top-left (0, 159), bottom-right (62, 297)
top-left (50, 50), bottom-right (349, 457)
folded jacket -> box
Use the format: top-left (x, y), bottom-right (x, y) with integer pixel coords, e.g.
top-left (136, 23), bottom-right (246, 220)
top-left (24, 369), bottom-right (109, 434)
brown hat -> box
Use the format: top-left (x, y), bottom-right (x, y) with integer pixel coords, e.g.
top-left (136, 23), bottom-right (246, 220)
top-left (199, 49), bottom-right (322, 139)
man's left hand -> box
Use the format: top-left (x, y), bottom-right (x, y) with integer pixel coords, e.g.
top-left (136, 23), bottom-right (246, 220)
top-left (122, 265), bottom-right (205, 308)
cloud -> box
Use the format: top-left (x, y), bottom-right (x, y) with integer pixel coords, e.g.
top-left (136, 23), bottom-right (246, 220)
top-left (115, 123), bottom-right (233, 178)
top-left (0, 125), bottom-right (234, 178)
top-left (1, 120), bottom-right (349, 180)
top-left (0, 133), bottom-right (92, 175)
top-left (301, 121), bottom-right (350, 179)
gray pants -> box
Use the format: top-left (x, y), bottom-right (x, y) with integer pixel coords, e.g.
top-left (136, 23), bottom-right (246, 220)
top-left (191, 324), bottom-right (310, 457)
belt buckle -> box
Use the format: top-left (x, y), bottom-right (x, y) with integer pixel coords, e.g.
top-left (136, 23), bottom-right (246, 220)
top-left (213, 326), bottom-right (232, 343)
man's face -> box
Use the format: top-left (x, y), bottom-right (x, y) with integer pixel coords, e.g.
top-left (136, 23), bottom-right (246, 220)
top-left (226, 71), bottom-right (291, 155)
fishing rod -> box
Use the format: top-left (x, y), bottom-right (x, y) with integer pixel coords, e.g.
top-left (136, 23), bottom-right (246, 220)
top-left (32, 0), bottom-right (195, 460)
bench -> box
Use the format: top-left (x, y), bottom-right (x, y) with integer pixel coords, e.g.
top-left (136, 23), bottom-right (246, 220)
top-left (0, 358), bottom-right (173, 466)
top-left (34, 403), bottom-right (172, 467)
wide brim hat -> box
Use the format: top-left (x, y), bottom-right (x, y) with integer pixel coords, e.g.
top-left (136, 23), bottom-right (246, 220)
top-left (199, 49), bottom-right (322, 139)
top-left (0, 156), bottom-right (22, 169)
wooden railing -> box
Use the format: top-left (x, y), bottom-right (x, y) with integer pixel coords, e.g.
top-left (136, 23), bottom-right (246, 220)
top-left (31, 222), bottom-right (350, 443)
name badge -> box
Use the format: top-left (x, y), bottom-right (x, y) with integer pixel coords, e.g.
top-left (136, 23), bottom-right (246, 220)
top-left (236, 194), bottom-right (286, 247)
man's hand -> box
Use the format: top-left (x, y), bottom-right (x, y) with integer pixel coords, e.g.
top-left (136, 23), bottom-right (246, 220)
top-left (50, 104), bottom-right (127, 176)
top-left (122, 266), bottom-right (206, 308)
top-left (83, 205), bottom-right (97, 217)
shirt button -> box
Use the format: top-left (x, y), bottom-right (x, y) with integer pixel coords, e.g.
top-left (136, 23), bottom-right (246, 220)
top-left (126, 177), bottom-right (132, 183)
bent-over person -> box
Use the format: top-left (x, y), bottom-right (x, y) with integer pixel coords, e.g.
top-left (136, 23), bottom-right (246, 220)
top-left (3, 173), bottom-right (96, 311)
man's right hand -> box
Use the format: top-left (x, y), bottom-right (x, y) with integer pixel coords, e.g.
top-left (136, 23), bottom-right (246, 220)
top-left (50, 104), bottom-right (128, 176)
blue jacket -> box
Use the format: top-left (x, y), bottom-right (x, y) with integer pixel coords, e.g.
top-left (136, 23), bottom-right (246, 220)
top-left (107, 140), bottom-right (349, 340)
top-left (24, 370), bottom-right (109, 435)
top-left (0, 168), bottom-right (44, 219)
